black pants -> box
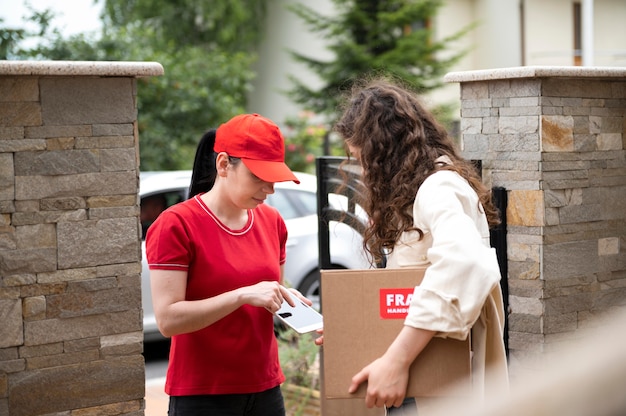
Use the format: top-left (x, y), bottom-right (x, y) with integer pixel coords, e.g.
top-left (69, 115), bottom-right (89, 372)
top-left (168, 386), bottom-right (285, 416)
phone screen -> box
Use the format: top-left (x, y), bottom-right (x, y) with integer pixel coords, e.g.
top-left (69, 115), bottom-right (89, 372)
top-left (275, 298), bottom-right (324, 334)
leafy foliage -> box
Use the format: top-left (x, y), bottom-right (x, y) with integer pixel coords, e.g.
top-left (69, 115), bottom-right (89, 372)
top-left (278, 331), bottom-right (320, 391)
top-left (102, 0), bottom-right (265, 52)
top-left (287, 0), bottom-right (472, 125)
top-left (1, 0), bottom-right (264, 170)
top-left (283, 111), bottom-right (345, 174)
top-left (1, 0), bottom-right (470, 168)
top-left (0, 25), bottom-right (26, 60)
top-left (0, 6), bottom-right (58, 60)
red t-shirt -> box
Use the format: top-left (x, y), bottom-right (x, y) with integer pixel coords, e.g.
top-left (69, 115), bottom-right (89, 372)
top-left (146, 194), bottom-right (288, 395)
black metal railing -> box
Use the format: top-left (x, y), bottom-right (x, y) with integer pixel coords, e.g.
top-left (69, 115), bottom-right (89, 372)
top-left (316, 156), bottom-right (367, 270)
top-left (490, 186), bottom-right (509, 356)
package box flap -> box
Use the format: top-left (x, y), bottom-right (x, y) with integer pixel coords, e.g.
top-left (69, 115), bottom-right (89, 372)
top-left (321, 267), bottom-right (471, 399)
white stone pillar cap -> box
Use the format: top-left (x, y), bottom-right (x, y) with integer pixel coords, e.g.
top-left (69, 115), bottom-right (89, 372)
top-left (444, 65), bottom-right (626, 83)
top-left (0, 60), bottom-right (164, 77)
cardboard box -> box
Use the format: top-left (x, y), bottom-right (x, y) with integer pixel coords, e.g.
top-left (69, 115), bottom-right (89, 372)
top-left (320, 267), bottom-right (471, 400)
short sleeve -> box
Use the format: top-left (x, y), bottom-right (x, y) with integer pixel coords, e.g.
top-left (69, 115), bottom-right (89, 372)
top-left (146, 209), bottom-right (192, 271)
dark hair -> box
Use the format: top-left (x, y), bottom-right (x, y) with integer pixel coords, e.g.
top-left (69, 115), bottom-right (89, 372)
top-left (189, 129), bottom-right (218, 198)
top-left (188, 129), bottom-right (242, 198)
top-left (334, 77), bottom-right (500, 262)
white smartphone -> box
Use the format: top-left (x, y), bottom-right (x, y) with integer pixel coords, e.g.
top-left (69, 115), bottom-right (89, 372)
top-left (274, 298), bottom-right (324, 334)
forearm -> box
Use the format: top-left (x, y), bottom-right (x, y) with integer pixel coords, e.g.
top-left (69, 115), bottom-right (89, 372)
top-left (384, 325), bottom-right (436, 367)
top-left (156, 289), bottom-right (245, 337)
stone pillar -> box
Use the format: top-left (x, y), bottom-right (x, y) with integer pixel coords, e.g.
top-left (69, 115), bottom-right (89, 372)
top-left (444, 66), bottom-right (626, 376)
top-left (0, 61), bottom-right (163, 416)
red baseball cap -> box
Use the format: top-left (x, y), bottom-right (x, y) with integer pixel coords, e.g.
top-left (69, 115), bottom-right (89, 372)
top-left (215, 113), bottom-right (300, 184)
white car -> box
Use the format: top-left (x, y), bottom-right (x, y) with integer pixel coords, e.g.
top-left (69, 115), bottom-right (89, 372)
top-left (140, 170), bottom-right (371, 341)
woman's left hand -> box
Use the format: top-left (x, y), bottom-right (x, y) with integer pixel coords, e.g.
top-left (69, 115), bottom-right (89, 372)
top-left (287, 288), bottom-right (325, 345)
top-left (348, 353), bottom-right (409, 409)
top-left (287, 287), bottom-right (312, 306)
top-left (347, 326), bottom-right (435, 409)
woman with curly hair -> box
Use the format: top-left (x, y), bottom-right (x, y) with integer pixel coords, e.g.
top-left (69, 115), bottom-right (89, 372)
top-left (333, 78), bottom-right (509, 413)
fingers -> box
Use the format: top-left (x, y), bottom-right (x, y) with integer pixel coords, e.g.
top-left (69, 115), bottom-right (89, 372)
top-left (367, 390), bottom-right (391, 409)
top-left (245, 281), bottom-right (284, 312)
top-left (392, 396), bottom-right (405, 408)
top-left (348, 366), bottom-right (369, 394)
top-left (252, 282), bottom-right (315, 313)
top-left (314, 328), bottom-right (324, 346)
top-left (349, 362), bottom-right (406, 409)
top-left (280, 285), bottom-right (296, 307)
top-left (370, 394), bottom-right (404, 409)
top-left (289, 288), bottom-right (313, 306)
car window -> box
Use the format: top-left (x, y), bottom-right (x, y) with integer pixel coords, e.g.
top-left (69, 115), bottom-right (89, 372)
top-left (287, 189), bottom-right (317, 216)
top-left (141, 189), bottom-right (186, 239)
top-left (267, 188), bottom-right (318, 220)
top-left (266, 189), bottom-right (299, 220)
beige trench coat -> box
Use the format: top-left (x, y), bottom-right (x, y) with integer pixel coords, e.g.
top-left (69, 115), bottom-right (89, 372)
top-left (385, 168), bottom-right (509, 399)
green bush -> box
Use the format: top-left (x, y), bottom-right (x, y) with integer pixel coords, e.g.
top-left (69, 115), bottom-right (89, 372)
top-left (278, 330), bottom-right (320, 391)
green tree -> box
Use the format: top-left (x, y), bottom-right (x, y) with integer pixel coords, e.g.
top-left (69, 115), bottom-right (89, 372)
top-left (287, 0), bottom-right (471, 125)
top-left (2, 0), bottom-right (266, 170)
top-left (0, 6), bottom-right (58, 60)
top-left (0, 24), bottom-right (26, 60)
top-left (102, 0), bottom-right (265, 52)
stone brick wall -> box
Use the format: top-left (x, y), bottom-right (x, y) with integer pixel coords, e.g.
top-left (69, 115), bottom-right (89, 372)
top-left (0, 61), bottom-right (162, 416)
top-left (445, 67), bottom-right (626, 375)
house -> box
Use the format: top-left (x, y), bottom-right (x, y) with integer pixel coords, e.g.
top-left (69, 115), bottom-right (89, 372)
top-left (249, 0), bottom-right (626, 126)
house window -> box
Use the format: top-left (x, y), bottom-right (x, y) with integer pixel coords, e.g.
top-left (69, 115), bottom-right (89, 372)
top-left (573, 2), bottom-right (582, 66)
top-left (404, 19), bottom-right (431, 36)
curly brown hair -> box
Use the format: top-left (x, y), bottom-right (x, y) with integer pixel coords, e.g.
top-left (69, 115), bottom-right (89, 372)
top-left (334, 77), bottom-right (500, 263)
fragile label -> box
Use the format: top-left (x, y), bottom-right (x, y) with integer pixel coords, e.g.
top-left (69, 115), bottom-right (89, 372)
top-left (379, 288), bottom-right (414, 319)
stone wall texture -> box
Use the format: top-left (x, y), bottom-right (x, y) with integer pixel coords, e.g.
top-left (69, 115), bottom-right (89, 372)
top-left (451, 68), bottom-right (626, 375)
top-left (0, 61), bottom-right (162, 416)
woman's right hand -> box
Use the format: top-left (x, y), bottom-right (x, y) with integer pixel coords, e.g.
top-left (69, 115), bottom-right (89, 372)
top-left (151, 271), bottom-right (296, 337)
top-left (239, 281), bottom-right (295, 313)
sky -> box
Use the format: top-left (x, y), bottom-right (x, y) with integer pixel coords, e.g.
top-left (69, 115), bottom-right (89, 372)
top-left (0, 0), bottom-right (102, 36)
